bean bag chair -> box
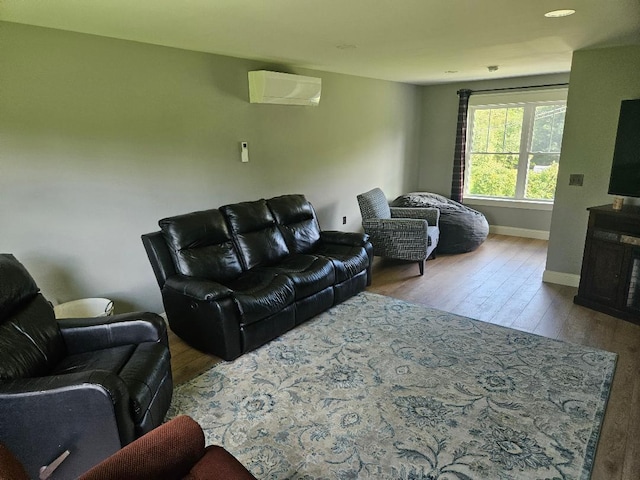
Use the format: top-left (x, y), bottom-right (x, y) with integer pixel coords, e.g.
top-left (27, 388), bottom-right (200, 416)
top-left (390, 193), bottom-right (489, 254)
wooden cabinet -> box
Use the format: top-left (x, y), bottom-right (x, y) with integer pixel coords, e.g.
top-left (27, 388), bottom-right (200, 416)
top-left (574, 204), bottom-right (640, 323)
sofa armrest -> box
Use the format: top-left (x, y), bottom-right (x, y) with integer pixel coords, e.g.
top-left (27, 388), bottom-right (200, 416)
top-left (194, 446), bottom-right (258, 479)
top-left (79, 415), bottom-right (257, 480)
top-left (320, 230), bottom-right (370, 247)
top-left (79, 415), bottom-right (204, 480)
top-left (390, 206), bottom-right (440, 226)
top-left (59, 312), bottom-right (168, 354)
top-left (0, 443), bottom-right (29, 480)
top-left (164, 275), bottom-right (233, 301)
top-left (161, 276), bottom-right (242, 360)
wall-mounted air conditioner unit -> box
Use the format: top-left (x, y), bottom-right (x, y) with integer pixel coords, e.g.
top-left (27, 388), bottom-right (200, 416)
top-left (248, 70), bottom-right (321, 106)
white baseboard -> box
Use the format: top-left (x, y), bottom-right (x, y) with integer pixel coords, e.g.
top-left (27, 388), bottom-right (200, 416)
top-left (542, 270), bottom-right (580, 287)
top-left (489, 225), bottom-right (550, 240)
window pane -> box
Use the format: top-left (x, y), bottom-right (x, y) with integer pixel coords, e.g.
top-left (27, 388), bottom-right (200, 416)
top-left (488, 109), bottom-right (507, 152)
top-left (525, 153), bottom-right (559, 200)
top-left (467, 153), bottom-right (517, 198)
top-left (472, 107), bottom-right (524, 153)
top-left (504, 107), bottom-right (524, 152)
top-left (471, 109), bottom-right (490, 151)
top-left (531, 104), bottom-right (566, 152)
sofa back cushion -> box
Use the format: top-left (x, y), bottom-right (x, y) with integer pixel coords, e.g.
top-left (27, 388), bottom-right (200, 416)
top-left (220, 199), bottom-right (289, 270)
top-left (0, 255), bottom-right (65, 380)
top-left (159, 209), bottom-right (243, 284)
top-left (267, 195), bottom-right (321, 254)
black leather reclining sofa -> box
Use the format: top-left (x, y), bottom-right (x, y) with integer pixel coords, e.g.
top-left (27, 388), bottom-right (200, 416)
top-left (142, 194), bottom-right (373, 361)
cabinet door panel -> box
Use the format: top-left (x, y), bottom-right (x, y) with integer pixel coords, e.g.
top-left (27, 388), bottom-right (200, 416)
top-left (626, 254), bottom-right (640, 312)
top-left (582, 240), bottom-right (625, 303)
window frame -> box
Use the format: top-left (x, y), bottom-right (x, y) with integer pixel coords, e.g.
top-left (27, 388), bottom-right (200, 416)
top-left (463, 88), bottom-right (568, 206)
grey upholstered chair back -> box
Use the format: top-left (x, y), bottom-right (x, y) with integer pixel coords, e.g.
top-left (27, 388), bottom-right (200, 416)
top-left (357, 188), bottom-right (391, 220)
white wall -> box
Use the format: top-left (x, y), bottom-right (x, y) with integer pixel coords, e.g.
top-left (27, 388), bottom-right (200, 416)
top-left (0, 22), bottom-right (421, 312)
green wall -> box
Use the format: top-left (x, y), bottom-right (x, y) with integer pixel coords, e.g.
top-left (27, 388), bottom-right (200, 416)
top-left (3, 21), bottom-right (637, 310)
top-left (0, 21), bottom-right (421, 311)
top-left (545, 45), bottom-right (640, 280)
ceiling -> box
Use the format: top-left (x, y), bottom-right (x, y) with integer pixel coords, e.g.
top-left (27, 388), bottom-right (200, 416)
top-left (1, 0), bottom-right (639, 85)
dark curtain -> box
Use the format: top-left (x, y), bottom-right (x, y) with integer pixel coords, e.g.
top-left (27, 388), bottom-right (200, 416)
top-left (451, 89), bottom-right (472, 203)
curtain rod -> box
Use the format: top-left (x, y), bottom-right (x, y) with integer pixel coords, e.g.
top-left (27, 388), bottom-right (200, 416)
top-left (457, 82), bottom-right (568, 95)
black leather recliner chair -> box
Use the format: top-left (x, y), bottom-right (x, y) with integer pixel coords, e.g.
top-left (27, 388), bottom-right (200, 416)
top-left (0, 254), bottom-right (173, 479)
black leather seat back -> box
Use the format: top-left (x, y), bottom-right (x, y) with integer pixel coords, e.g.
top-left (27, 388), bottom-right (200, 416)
top-left (159, 209), bottom-right (243, 284)
top-left (221, 199), bottom-right (290, 270)
top-left (0, 255), bottom-right (65, 380)
top-left (267, 194), bottom-right (321, 254)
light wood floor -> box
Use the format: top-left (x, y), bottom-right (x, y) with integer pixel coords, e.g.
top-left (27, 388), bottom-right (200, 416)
top-left (168, 234), bottom-right (640, 480)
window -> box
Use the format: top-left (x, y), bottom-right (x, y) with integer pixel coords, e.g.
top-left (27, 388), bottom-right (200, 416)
top-left (465, 89), bottom-right (567, 203)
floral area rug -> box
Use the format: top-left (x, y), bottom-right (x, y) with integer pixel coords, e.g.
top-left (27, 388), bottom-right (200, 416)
top-left (168, 292), bottom-right (617, 479)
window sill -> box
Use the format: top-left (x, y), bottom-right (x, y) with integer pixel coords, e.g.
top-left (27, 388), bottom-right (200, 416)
top-left (464, 197), bottom-right (554, 211)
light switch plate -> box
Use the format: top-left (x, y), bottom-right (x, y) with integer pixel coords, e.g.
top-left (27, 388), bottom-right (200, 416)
top-left (569, 174), bottom-right (584, 186)
top-left (240, 141), bottom-right (249, 163)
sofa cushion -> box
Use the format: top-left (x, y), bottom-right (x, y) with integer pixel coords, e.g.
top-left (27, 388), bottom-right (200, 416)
top-left (53, 342), bottom-right (171, 423)
top-left (159, 209), bottom-right (243, 284)
top-left (267, 194), bottom-right (321, 254)
top-left (52, 344), bottom-right (136, 376)
top-left (314, 244), bottom-right (371, 283)
top-left (221, 200), bottom-right (289, 270)
top-left (227, 271), bottom-right (295, 326)
top-left (257, 254), bottom-right (335, 299)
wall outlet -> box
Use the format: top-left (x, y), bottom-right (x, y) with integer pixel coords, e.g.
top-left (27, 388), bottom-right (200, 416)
top-left (342, 216), bottom-right (347, 225)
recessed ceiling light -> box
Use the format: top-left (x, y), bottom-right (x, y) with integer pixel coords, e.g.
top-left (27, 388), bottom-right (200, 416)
top-left (544, 9), bottom-right (576, 18)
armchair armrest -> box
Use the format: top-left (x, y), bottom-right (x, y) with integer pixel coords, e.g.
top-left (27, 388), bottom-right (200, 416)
top-left (363, 217), bottom-right (429, 234)
top-left (320, 230), bottom-right (370, 247)
top-left (362, 218), bottom-right (429, 262)
top-left (164, 275), bottom-right (233, 301)
top-left (390, 206), bottom-right (440, 226)
top-left (59, 312), bottom-right (168, 354)
top-left (0, 370), bottom-right (128, 406)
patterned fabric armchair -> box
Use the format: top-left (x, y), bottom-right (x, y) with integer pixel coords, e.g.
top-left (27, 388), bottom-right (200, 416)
top-left (357, 187), bottom-right (440, 275)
